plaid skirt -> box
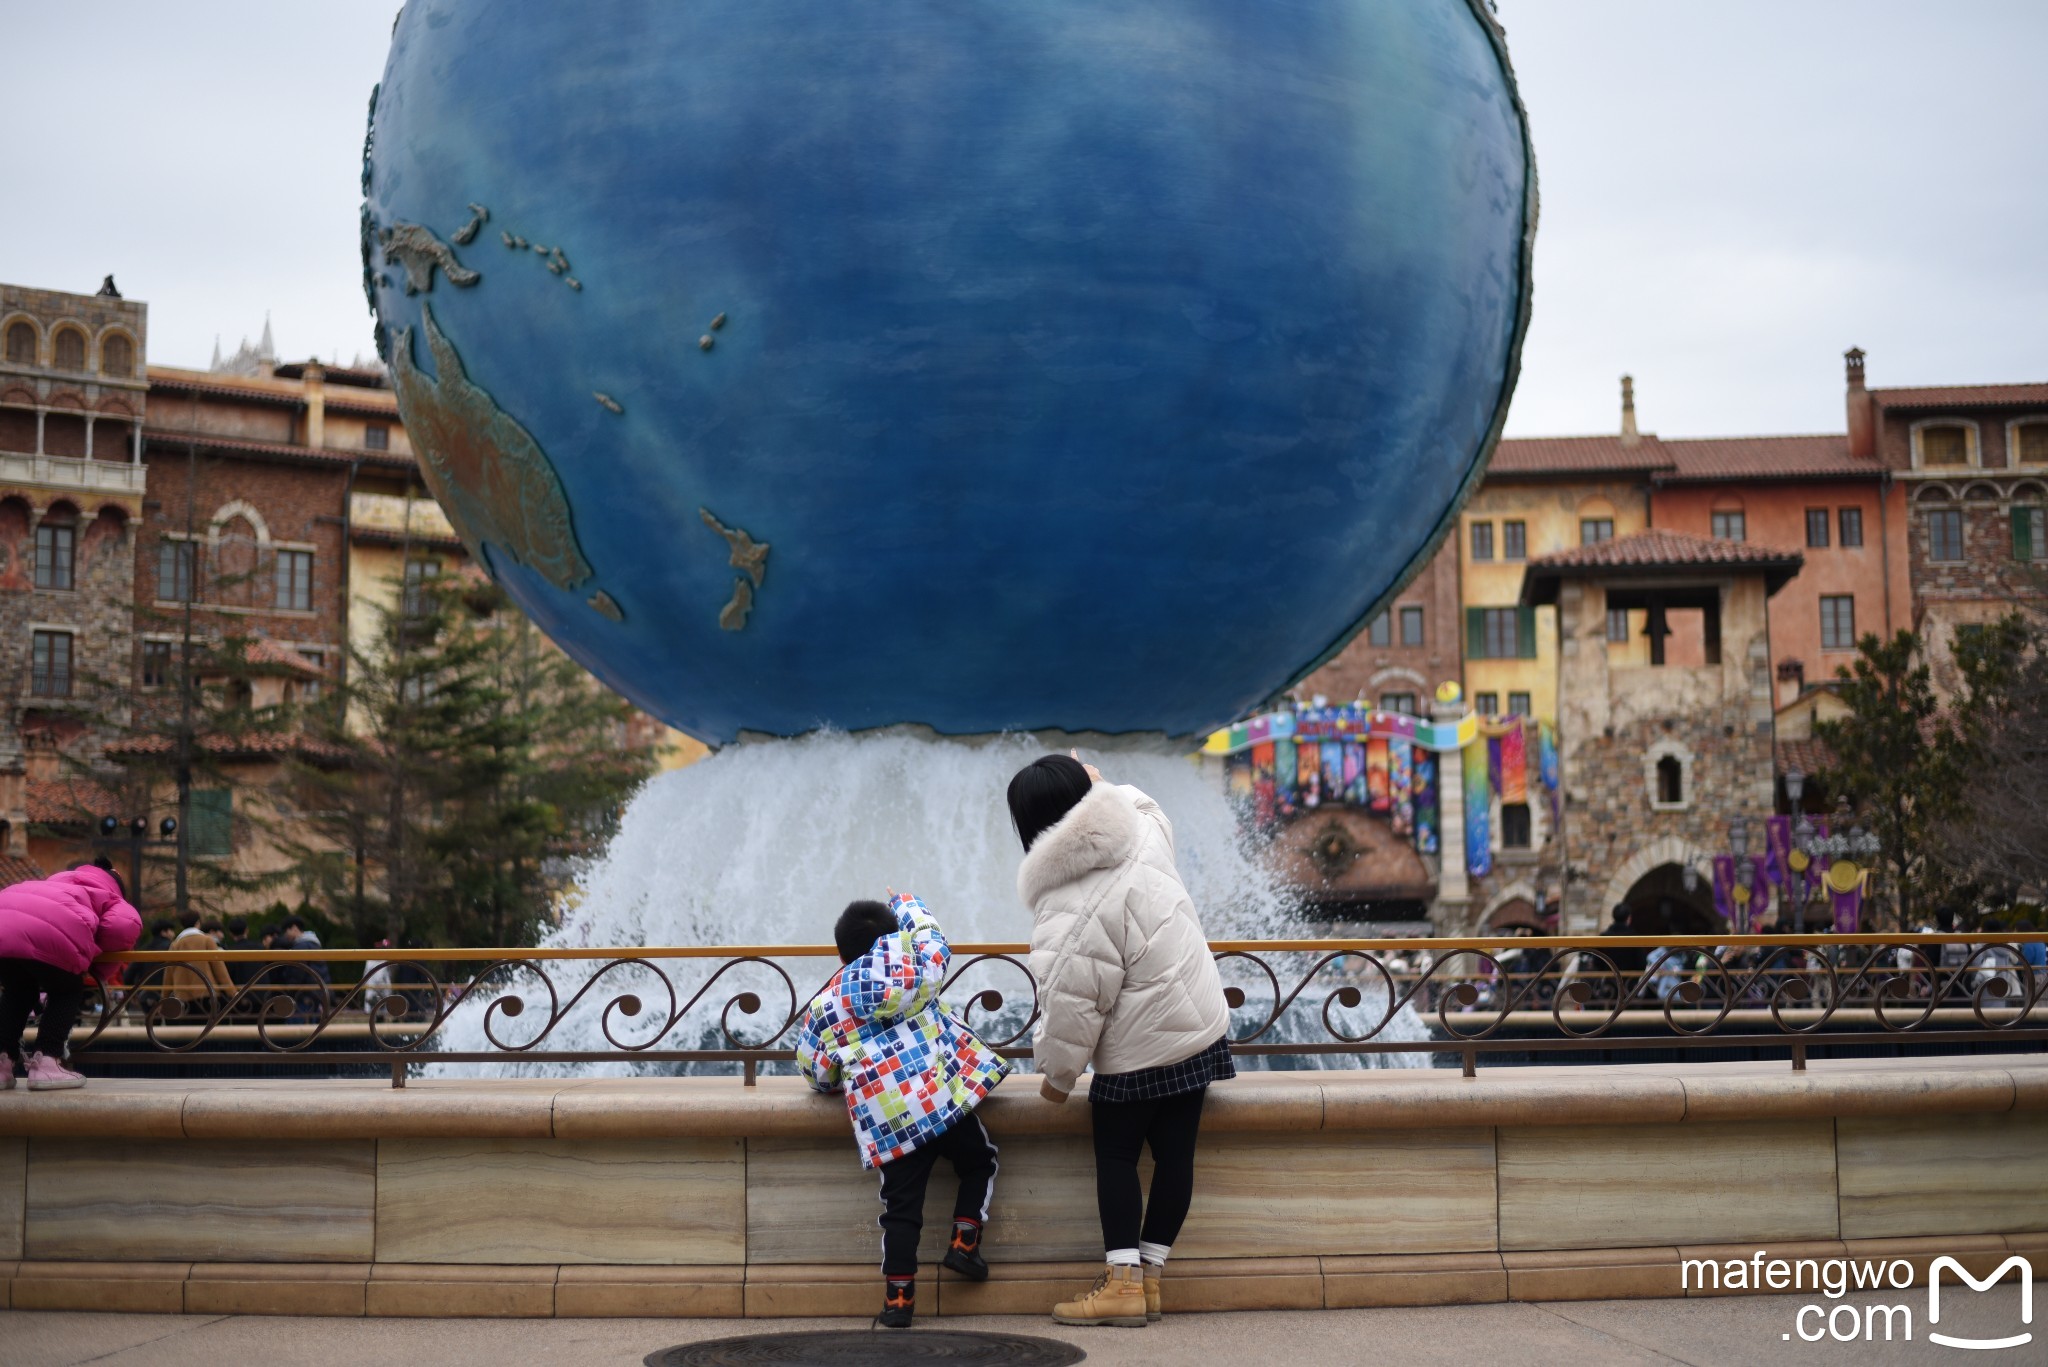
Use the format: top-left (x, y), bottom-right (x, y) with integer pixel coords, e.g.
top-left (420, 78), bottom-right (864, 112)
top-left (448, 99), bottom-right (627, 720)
top-left (1087, 1035), bottom-right (1236, 1105)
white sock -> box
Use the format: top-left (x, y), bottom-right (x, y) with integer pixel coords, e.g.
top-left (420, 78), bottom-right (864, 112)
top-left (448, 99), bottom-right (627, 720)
top-left (1105, 1247), bottom-right (1141, 1267)
top-left (1139, 1241), bottom-right (1171, 1268)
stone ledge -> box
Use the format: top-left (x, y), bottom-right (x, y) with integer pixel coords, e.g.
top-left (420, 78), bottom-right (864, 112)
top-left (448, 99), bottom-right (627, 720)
top-left (5, 1243), bottom-right (2042, 1318)
top-left (3, 1055), bottom-right (2040, 1140)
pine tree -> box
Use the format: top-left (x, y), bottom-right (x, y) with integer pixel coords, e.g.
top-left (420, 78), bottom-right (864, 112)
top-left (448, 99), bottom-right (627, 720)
top-left (284, 573), bottom-right (654, 947)
top-left (1813, 629), bottom-right (1966, 930)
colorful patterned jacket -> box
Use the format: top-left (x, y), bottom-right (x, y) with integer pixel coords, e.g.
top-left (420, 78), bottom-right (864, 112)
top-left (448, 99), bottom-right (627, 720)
top-left (796, 893), bottom-right (1009, 1169)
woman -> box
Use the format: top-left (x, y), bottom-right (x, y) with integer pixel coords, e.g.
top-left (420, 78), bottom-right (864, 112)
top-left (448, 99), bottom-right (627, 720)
top-left (1009, 752), bottom-right (1233, 1328)
top-left (0, 860), bottom-right (141, 1090)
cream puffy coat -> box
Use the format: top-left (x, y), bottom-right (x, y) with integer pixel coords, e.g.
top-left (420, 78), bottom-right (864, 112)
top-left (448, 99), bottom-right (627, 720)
top-left (1019, 781), bottom-right (1231, 1096)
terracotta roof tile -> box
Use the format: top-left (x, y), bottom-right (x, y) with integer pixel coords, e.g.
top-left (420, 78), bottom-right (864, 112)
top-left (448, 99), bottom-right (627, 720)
top-left (1489, 435), bottom-right (1671, 475)
top-left (1872, 382), bottom-right (2048, 410)
top-left (242, 638), bottom-right (327, 676)
top-left (1657, 434), bottom-right (1877, 482)
top-left (1528, 526), bottom-right (1803, 572)
top-left (26, 775), bottom-right (121, 825)
top-left (0, 854), bottom-right (47, 888)
top-left (1775, 738), bottom-right (1833, 777)
top-left (106, 731), bottom-right (350, 763)
top-left (141, 429), bottom-right (414, 469)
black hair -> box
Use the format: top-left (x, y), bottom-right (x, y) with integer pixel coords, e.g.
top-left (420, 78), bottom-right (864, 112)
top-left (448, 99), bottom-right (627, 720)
top-left (150, 918), bottom-right (176, 936)
top-left (84, 856), bottom-right (128, 901)
top-left (1006, 754), bottom-right (1094, 853)
top-left (1609, 904), bottom-right (1632, 927)
top-left (282, 915), bottom-right (307, 932)
top-left (178, 909), bottom-right (202, 929)
top-left (834, 899), bottom-right (898, 964)
top-left (227, 917), bottom-right (248, 936)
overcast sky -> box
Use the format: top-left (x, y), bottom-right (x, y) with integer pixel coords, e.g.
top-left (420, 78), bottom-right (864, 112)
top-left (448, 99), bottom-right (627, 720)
top-left (6, 1), bottom-right (2042, 438)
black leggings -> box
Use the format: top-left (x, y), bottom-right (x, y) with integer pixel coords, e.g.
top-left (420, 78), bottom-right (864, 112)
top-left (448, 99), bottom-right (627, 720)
top-left (0, 958), bottom-right (86, 1070)
top-left (1091, 1086), bottom-right (1207, 1252)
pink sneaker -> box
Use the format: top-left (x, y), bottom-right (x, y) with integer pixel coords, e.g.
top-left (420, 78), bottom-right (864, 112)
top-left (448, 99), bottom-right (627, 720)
top-left (24, 1052), bottom-right (84, 1091)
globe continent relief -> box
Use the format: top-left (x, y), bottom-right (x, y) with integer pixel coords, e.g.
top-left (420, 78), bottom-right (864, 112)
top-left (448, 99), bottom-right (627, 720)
top-left (361, 0), bottom-right (1535, 744)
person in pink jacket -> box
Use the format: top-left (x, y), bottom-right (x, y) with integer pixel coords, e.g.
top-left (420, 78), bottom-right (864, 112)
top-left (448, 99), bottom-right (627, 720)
top-left (0, 860), bottom-right (141, 1091)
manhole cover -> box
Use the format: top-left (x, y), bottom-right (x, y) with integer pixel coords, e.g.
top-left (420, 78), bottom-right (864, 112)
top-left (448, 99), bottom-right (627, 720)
top-left (648, 1329), bottom-right (1086, 1367)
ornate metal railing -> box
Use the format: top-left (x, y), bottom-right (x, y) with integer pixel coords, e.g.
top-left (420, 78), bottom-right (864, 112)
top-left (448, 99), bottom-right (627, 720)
top-left (68, 934), bottom-right (2048, 1086)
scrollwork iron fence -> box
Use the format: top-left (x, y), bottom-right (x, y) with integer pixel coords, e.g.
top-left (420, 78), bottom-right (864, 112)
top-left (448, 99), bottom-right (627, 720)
top-left (66, 934), bottom-right (2048, 1086)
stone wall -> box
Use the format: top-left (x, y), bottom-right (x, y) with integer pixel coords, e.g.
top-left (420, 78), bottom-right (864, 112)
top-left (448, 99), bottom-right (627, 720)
top-left (1, 1060), bottom-right (2041, 1317)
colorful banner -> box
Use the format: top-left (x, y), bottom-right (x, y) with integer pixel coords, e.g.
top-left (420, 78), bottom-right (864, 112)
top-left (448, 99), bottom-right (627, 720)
top-left (1343, 742), bottom-right (1365, 806)
top-left (1296, 740), bottom-right (1322, 808)
top-left (1463, 741), bottom-right (1491, 877)
top-left (1500, 722), bottom-right (1527, 803)
top-left (1415, 752), bottom-right (1439, 853)
top-left (1390, 735), bottom-right (1414, 836)
top-left (1321, 741), bottom-right (1344, 812)
top-left (1826, 860), bottom-right (1867, 933)
top-left (1712, 854), bottom-right (1736, 924)
top-left (1367, 737), bottom-right (1390, 813)
top-left (1251, 741), bottom-right (1276, 829)
top-left (1538, 722), bottom-right (1561, 825)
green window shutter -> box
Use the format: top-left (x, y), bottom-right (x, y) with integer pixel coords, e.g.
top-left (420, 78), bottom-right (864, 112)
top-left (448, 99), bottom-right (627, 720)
top-left (1466, 608), bottom-right (1487, 659)
top-left (2015, 506), bottom-right (2034, 562)
top-left (190, 789), bottom-right (233, 858)
top-left (1517, 606), bottom-right (1538, 658)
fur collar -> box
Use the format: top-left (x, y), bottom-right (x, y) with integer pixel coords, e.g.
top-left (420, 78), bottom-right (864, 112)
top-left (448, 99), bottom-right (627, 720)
top-left (1017, 782), bottom-right (1142, 908)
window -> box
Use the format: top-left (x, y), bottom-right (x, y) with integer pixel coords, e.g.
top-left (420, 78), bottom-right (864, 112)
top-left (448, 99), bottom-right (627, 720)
top-left (141, 640), bottom-right (172, 689)
top-left (1500, 802), bottom-right (1531, 850)
top-left (402, 558), bottom-right (441, 617)
top-left (1656, 755), bottom-right (1683, 805)
top-left (363, 424), bottom-right (390, 451)
top-left (1507, 692), bottom-right (1531, 717)
top-left (1502, 520), bottom-right (1526, 561)
top-left (1839, 507), bottom-right (1864, 548)
top-left (1380, 692), bottom-right (1417, 715)
top-left (31, 630), bottom-right (73, 697)
top-left (1399, 605), bottom-right (1424, 646)
top-left (1820, 595), bottom-right (1856, 650)
top-left (1367, 613), bottom-right (1391, 647)
top-left (275, 549), bottom-right (314, 612)
top-left (1711, 510), bottom-right (1747, 542)
top-left (1474, 692), bottom-right (1499, 716)
top-left (1928, 509), bottom-right (1964, 562)
top-left (297, 648), bottom-right (326, 702)
top-left (2015, 506), bottom-right (2046, 562)
top-left (1580, 518), bottom-right (1614, 546)
top-left (4, 322), bottom-right (34, 364)
top-left (1920, 425), bottom-right (1969, 467)
top-left (1805, 509), bottom-right (1830, 548)
top-left (1606, 607), bottom-right (1630, 643)
top-left (33, 521), bottom-right (74, 590)
top-left (101, 334), bottom-right (133, 376)
top-left (157, 539), bottom-right (196, 602)
top-left (2019, 422), bottom-right (2048, 466)
top-left (1467, 606), bottom-right (1535, 659)
top-left (189, 789), bottom-right (233, 859)
top-left (1470, 521), bottom-right (1494, 561)
top-left (52, 328), bottom-right (86, 371)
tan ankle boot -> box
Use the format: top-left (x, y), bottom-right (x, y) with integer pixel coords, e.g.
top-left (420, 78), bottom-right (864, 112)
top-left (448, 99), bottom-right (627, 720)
top-left (1052, 1263), bottom-right (1148, 1327)
top-left (1143, 1270), bottom-right (1162, 1322)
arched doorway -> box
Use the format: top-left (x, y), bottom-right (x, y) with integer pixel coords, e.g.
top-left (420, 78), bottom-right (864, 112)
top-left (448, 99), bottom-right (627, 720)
top-left (1617, 863), bottom-right (1719, 934)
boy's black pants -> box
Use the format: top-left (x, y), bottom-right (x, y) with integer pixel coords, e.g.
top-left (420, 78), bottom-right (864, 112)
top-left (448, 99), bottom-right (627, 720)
top-left (876, 1112), bottom-right (998, 1277)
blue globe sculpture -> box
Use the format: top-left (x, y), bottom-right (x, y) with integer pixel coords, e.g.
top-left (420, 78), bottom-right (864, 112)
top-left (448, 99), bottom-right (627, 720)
top-left (362, 0), bottom-right (1534, 744)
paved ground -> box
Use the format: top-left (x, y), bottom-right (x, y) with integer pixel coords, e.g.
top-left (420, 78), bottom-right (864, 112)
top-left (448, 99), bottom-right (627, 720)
top-left (2, 1287), bottom-right (2035, 1367)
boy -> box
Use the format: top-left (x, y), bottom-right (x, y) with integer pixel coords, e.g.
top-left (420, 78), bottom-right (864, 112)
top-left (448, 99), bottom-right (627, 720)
top-left (796, 892), bottom-right (1010, 1328)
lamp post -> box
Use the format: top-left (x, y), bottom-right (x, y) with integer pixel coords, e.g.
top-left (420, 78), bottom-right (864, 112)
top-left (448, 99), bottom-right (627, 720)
top-left (90, 814), bottom-right (181, 907)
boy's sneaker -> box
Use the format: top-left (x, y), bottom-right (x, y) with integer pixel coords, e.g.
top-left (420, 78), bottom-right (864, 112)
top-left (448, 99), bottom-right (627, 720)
top-left (24, 1052), bottom-right (84, 1091)
top-left (1052, 1264), bottom-right (1148, 1327)
top-left (942, 1218), bottom-right (989, 1282)
top-left (1143, 1271), bottom-right (1162, 1322)
top-left (876, 1277), bottom-right (915, 1329)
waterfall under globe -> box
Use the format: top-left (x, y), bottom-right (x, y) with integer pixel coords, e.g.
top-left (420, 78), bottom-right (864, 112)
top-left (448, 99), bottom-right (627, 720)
top-left (424, 730), bottom-right (1430, 1078)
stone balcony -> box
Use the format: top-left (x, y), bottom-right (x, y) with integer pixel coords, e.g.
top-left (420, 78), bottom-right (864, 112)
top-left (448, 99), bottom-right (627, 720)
top-left (0, 449), bottom-right (148, 499)
top-left (349, 490), bottom-right (458, 541)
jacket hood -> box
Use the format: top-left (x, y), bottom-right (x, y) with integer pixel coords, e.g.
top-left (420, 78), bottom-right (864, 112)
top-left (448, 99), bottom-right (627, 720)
top-left (65, 865), bottom-right (124, 903)
top-left (833, 931), bottom-right (921, 1027)
top-left (1017, 781), bottom-right (1142, 908)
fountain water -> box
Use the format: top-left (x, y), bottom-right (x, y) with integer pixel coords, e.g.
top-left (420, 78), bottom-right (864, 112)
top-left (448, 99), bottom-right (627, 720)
top-left (427, 729), bottom-right (1430, 1076)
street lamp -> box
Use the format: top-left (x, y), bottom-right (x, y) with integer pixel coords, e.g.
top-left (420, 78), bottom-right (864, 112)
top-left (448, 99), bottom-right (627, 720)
top-left (93, 814), bottom-right (180, 903)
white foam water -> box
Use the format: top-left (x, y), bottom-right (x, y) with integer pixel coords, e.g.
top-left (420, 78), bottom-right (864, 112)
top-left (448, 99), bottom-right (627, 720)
top-left (425, 729), bottom-right (1429, 1076)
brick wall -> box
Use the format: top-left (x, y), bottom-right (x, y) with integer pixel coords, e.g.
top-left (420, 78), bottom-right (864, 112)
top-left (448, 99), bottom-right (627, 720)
top-left (1300, 537), bottom-right (1461, 707)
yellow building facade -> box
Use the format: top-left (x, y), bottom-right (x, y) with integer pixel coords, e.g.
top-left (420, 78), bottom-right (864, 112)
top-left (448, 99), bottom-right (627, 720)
top-left (1460, 431), bottom-right (1663, 723)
